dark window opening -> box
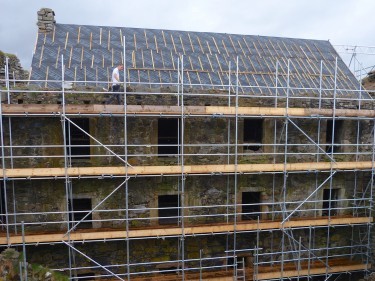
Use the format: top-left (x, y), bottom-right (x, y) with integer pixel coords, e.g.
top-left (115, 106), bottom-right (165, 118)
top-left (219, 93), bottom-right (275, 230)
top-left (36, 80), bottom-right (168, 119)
top-left (326, 120), bottom-right (343, 153)
top-left (68, 198), bottom-right (92, 229)
top-left (322, 189), bottom-right (339, 216)
top-left (75, 273), bottom-right (95, 280)
top-left (244, 119), bottom-right (263, 151)
top-left (158, 195), bottom-right (179, 225)
top-left (66, 118), bottom-right (90, 159)
top-left (158, 118), bottom-right (179, 156)
top-left (242, 192), bottom-right (261, 220)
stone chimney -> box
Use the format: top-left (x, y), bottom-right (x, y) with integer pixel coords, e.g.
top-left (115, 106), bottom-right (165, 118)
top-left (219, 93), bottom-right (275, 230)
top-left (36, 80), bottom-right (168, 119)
top-left (37, 8), bottom-right (55, 33)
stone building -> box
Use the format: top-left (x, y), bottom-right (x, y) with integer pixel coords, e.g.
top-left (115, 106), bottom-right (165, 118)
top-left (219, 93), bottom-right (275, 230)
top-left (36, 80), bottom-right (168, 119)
top-left (0, 8), bottom-right (373, 281)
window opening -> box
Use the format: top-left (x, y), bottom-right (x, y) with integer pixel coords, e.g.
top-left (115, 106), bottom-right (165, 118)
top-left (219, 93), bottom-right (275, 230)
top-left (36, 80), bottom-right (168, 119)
top-left (66, 118), bottom-right (90, 159)
top-left (158, 118), bottom-right (179, 156)
top-left (158, 195), bottom-right (179, 225)
top-left (322, 189), bottom-right (339, 216)
top-left (243, 119), bottom-right (263, 151)
top-left (68, 198), bottom-right (92, 228)
top-left (325, 120), bottom-right (343, 153)
top-left (242, 192), bottom-right (261, 220)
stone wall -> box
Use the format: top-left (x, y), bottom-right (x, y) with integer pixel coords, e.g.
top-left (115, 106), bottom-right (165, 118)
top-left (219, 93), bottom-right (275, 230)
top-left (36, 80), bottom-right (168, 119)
top-left (2, 105), bottom-right (371, 169)
top-left (6, 170), bottom-right (363, 232)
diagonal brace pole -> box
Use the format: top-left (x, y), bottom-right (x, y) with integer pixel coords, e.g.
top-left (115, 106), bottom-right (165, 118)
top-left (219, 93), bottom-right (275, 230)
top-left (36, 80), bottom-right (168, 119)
top-left (62, 241), bottom-right (125, 281)
top-left (281, 171), bottom-right (337, 223)
top-left (64, 177), bottom-right (130, 236)
top-left (288, 118), bottom-right (336, 163)
top-left (61, 114), bottom-right (132, 167)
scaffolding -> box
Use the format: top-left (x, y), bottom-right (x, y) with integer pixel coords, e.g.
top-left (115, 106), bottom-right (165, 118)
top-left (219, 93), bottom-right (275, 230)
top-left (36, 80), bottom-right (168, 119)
top-left (0, 46), bottom-right (374, 281)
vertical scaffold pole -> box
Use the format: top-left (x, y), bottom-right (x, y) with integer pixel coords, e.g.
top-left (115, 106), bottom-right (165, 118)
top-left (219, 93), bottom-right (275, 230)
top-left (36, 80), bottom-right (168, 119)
top-left (315, 60), bottom-right (324, 218)
top-left (225, 61), bottom-right (231, 268)
top-left (0, 57), bottom-right (10, 242)
top-left (199, 249), bottom-right (203, 281)
top-left (21, 221), bottom-right (28, 281)
top-left (4, 53), bottom-right (17, 236)
top-left (280, 59), bottom-right (291, 281)
top-left (351, 61), bottom-right (363, 257)
top-left (367, 109), bottom-right (375, 276)
top-left (233, 56), bottom-right (239, 279)
top-left (61, 55), bottom-right (73, 279)
top-left (180, 54), bottom-right (186, 280)
top-left (123, 35), bottom-right (131, 281)
top-left (272, 60), bottom-right (279, 220)
top-left (177, 56), bottom-right (181, 275)
top-left (325, 57), bottom-right (338, 279)
top-left (270, 60), bottom-right (279, 266)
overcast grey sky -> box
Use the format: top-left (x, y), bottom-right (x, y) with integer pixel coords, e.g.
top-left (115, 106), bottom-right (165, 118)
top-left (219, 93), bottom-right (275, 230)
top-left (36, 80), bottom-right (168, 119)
top-left (1, 0), bottom-right (374, 73)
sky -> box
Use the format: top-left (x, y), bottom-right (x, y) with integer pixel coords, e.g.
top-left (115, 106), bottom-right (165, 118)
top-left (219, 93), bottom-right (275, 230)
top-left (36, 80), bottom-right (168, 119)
top-left (1, 0), bottom-right (375, 76)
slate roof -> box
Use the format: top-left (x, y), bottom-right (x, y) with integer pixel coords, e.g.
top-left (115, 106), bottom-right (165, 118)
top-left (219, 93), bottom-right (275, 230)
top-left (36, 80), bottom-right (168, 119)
top-left (30, 23), bottom-right (361, 96)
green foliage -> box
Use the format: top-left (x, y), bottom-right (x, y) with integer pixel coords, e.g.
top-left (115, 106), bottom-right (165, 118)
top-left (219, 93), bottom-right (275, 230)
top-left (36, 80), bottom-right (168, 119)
top-left (0, 50), bottom-right (5, 68)
top-left (0, 249), bottom-right (69, 281)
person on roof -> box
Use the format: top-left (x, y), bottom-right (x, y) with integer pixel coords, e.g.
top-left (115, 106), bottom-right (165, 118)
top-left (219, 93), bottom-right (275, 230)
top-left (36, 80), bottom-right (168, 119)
top-left (107, 64), bottom-right (124, 104)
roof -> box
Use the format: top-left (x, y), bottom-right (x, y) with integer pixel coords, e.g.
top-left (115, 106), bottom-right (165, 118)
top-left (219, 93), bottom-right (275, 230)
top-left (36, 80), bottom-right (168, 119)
top-left (30, 23), bottom-right (361, 97)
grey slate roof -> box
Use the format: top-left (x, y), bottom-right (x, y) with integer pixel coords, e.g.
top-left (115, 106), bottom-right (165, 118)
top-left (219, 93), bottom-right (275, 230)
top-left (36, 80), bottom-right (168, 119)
top-left (30, 23), bottom-right (361, 96)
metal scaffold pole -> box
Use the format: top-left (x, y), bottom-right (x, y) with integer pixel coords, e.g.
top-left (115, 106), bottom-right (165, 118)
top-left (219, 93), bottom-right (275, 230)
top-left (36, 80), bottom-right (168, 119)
top-left (325, 57), bottom-right (339, 279)
top-left (233, 56), bottom-right (239, 279)
top-left (280, 59), bottom-right (291, 281)
top-left (60, 54), bottom-right (74, 279)
top-left (180, 54), bottom-right (186, 280)
top-left (226, 60), bottom-right (231, 270)
top-left (0, 57), bottom-right (10, 243)
top-left (123, 35), bottom-right (131, 281)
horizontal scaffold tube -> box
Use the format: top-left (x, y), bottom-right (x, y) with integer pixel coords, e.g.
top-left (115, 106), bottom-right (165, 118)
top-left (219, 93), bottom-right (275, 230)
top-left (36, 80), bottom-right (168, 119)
top-left (0, 161), bottom-right (373, 178)
top-left (0, 217), bottom-right (371, 245)
top-left (2, 104), bottom-right (375, 117)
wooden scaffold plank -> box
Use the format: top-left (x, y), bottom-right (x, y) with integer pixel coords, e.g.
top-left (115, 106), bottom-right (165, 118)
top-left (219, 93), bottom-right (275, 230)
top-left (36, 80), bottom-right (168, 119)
top-left (2, 104), bottom-right (375, 118)
top-left (0, 216), bottom-right (371, 245)
top-left (0, 161), bottom-right (373, 178)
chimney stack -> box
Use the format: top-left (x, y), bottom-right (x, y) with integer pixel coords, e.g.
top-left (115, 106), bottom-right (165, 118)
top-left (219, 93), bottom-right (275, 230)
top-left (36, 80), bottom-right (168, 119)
top-left (37, 8), bottom-right (55, 33)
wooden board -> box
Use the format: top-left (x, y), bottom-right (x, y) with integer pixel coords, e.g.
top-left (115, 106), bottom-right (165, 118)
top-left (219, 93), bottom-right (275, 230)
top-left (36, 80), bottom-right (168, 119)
top-left (1, 161), bottom-right (374, 178)
top-left (0, 216), bottom-right (371, 245)
top-left (2, 104), bottom-right (375, 117)
top-left (106, 258), bottom-right (370, 281)
top-left (256, 263), bottom-right (369, 280)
